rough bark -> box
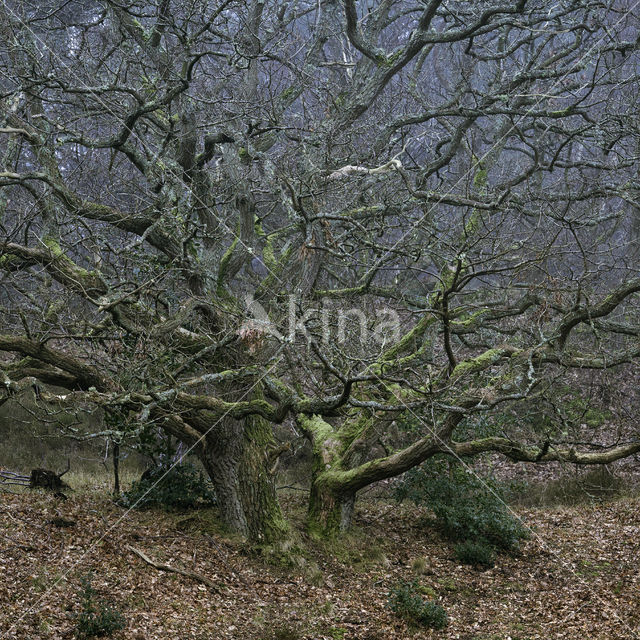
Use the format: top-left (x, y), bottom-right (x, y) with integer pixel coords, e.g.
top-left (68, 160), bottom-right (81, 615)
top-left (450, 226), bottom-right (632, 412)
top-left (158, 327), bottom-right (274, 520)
top-left (201, 414), bottom-right (288, 543)
top-left (201, 426), bottom-right (248, 536)
top-left (308, 483), bottom-right (356, 537)
top-left (237, 414), bottom-right (289, 543)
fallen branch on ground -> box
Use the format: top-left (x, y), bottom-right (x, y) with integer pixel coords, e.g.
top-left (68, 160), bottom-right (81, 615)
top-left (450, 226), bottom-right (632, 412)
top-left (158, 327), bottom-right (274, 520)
top-left (126, 545), bottom-right (222, 592)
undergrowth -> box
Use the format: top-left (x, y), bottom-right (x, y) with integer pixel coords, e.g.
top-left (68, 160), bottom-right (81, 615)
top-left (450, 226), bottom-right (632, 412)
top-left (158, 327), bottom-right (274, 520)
top-left (395, 456), bottom-right (529, 561)
top-left (74, 574), bottom-right (125, 638)
top-left (118, 461), bottom-right (216, 509)
top-left (388, 579), bottom-right (448, 629)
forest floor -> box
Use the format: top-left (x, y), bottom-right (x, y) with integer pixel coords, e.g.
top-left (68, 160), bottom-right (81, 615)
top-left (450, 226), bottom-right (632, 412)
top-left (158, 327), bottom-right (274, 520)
top-left (1, 487), bottom-right (639, 640)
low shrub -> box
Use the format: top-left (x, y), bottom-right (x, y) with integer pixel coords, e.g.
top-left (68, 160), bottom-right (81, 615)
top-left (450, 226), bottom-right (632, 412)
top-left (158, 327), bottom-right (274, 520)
top-left (395, 456), bottom-right (528, 551)
top-left (119, 460), bottom-right (216, 509)
top-left (388, 579), bottom-right (447, 629)
top-left (454, 540), bottom-right (495, 568)
top-left (75, 574), bottom-right (125, 638)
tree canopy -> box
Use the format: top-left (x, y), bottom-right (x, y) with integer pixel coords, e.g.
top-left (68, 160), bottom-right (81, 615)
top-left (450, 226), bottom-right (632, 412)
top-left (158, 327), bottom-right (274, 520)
top-left (1, 0), bottom-right (639, 541)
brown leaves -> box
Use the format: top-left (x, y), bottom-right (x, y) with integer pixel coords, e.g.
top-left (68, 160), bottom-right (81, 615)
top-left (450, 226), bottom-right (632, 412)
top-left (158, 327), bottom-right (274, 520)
top-left (0, 492), bottom-right (639, 639)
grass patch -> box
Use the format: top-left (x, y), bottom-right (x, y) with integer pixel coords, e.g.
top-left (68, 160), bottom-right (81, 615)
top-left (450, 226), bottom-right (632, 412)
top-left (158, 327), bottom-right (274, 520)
top-left (508, 467), bottom-right (626, 507)
top-left (310, 529), bottom-right (388, 570)
top-left (260, 621), bottom-right (304, 640)
top-left (410, 556), bottom-right (429, 574)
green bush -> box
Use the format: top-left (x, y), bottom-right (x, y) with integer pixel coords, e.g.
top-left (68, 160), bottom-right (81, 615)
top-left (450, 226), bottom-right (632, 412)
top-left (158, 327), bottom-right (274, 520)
top-left (388, 579), bottom-right (447, 629)
top-left (119, 460), bottom-right (216, 509)
top-left (75, 574), bottom-right (125, 638)
top-left (454, 540), bottom-right (495, 568)
top-left (395, 457), bottom-right (528, 551)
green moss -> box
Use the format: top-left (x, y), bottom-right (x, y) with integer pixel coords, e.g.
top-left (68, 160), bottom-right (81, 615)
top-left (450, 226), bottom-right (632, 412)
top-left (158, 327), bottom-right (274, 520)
top-left (387, 49), bottom-right (404, 65)
top-left (263, 235), bottom-right (276, 270)
top-left (256, 242), bottom-right (294, 299)
top-left (464, 209), bottom-right (481, 237)
top-left (417, 584), bottom-right (437, 598)
top-left (43, 236), bottom-right (64, 256)
top-left (216, 236), bottom-right (239, 293)
top-left (298, 414), bottom-right (339, 469)
top-left (472, 154), bottom-right (488, 190)
top-left (436, 576), bottom-right (458, 592)
top-left (43, 237), bottom-right (91, 276)
top-left (451, 308), bottom-right (488, 329)
top-left (336, 413), bottom-right (370, 449)
top-left (549, 106), bottom-right (575, 117)
top-left (473, 167), bottom-right (487, 190)
top-left (298, 414), bottom-right (334, 444)
top-left (44, 300), bottom-right (65, 323)
top-left (377, 49), bottom-right (404, 67)
top-left (0, 254), bottom-right (17, 268)
top-left (279, 86), bottom-right (299, 102)
top-left (327, 626), bottom-right (347, 640)
top-left (315, 459), bottom-right (374, 492)
top-left (378, 313), bottom-right (437, 364)
top-left (451, 348), bottom-right (506, 378)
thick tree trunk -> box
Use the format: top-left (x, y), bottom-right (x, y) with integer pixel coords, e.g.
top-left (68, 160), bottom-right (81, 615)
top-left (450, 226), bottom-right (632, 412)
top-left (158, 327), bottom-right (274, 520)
top-left (201, 421), bottom-right (248, 536)
top-left (201, 414), bottom-right (288, 543)
top-left (238, 414), bottom-right (289, 543)
top-left (299, 413), bottom-right (358, 537)
top-left (307, 478), bottom-right (356, 537)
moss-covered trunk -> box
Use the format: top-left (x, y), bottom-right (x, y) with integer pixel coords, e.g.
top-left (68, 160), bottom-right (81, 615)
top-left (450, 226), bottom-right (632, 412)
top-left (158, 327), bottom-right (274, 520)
top-left (238, 414), bottom-right (289, 543)
top-left (300, 413), bottom-right (369, 537)
top-left (301, 409), bottom-right (452, 537)
top-left (201, 414), bottom-right (288, 543)
top-left (307, 477), bottom-right (355, 537)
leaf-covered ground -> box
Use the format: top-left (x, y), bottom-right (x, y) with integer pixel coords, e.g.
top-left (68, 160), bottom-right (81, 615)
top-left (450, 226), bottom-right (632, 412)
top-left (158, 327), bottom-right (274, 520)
top-left (1, 490), bottom-right (639, 640)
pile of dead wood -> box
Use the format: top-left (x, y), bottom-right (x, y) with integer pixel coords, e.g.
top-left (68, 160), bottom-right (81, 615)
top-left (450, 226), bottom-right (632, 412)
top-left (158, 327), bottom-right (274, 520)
top-left (0, 460), bottom-right (70, 497)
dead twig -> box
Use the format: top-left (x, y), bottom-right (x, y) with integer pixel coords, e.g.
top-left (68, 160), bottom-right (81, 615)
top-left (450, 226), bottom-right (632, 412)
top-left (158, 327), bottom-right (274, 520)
top-left (126, 545), bottom-right (222, 592)
top-left (0, 532), bottom-right (38, 552)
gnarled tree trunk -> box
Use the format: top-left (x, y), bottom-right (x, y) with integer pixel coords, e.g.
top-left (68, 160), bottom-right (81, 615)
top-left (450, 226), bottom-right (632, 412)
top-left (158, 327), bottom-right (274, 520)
top-left (201, 413), bottom-right (288, 543)
top-left (307, 477), bottom-right (356, 537)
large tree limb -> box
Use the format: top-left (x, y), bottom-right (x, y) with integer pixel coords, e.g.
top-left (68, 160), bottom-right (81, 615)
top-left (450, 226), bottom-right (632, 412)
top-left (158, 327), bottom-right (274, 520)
top-left (302, 412), bottom-right (463, 495)
top-left (554, 278), bottom-right (640, 348)
top-left (0, 172), bottom-right (182, 260)
top-left (448, 437), bottom-right (640, 464)
top-left (2, 242), bottom-right (108, 298)
top-left (0, 336), bottom-right (109, 391)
